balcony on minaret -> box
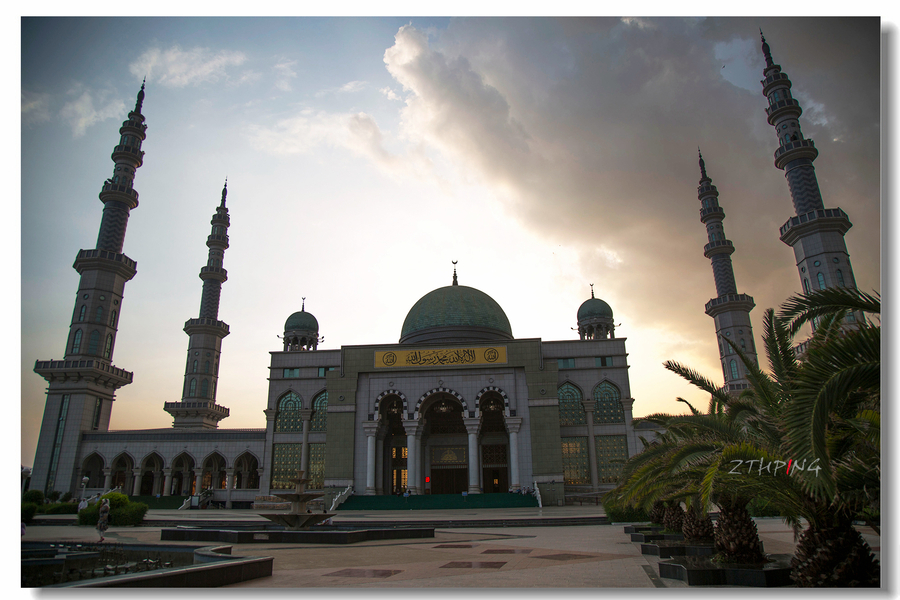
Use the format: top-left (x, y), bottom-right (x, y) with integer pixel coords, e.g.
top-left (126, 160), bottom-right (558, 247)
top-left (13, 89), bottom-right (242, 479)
top-left (207, 233), bottom-right (229, 246)
top-left (164, 400), bottom-right (230, 429)
top-left (761, 71), bottom-right (790, 93)
top-left (73, 248), bottom-right (137, 280)
top-left (766, 98), bottom-right (801, 123)
top-left (699, 205), bottom-right (725, 221)
top-left (184, 317), bottom-right (230, 338)
top-left (34, 358), bottom-right (133, 389)
top-left (99, 181), bottom-right (139, 207)
top-left (703, 239), bottom-right (734, 258)
top-left (773, 138), bottom-right (818, 166)
top-left (704, 293), bottom-right (755, 317)
top-left (111, 143), bottom-right (144, 165)
top-left (199, 265), bottom-right (228, 282)
top-left (779, 207), bottom-right (852, 246)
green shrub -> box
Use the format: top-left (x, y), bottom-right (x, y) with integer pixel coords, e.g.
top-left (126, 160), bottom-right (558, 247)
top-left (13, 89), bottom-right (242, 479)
top-left (78, 503), bottom-right (100, 526)
top-left (23, 490), bottom-right (44, 505)
top-left (605, 504), bottom-right (650, 523)
top-left (61, 492), bottom-right (73, 502)
top-left (102, 492), bottom-right (130, 510)
top-left (43, 502), bottom-right (79, 515)
top-left (22, 502), bottom-right (38, 524)
top-left (113, 502), bottom-right (149, 526)
top-left (47, 490), bottom-right (61, 502)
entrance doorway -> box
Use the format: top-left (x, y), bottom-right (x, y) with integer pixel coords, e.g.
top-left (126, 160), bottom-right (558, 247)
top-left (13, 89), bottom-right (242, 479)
top-left (431, 466), bottom-right (467, 494)
top-left (482, 467), bottom-right (509, 493)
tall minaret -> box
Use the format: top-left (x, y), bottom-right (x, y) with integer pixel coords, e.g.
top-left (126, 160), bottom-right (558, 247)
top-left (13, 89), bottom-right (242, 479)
top-left (760, 32), bottom-right (862, 323)
top-left (697, 151), bottom-right (759, 393)
top-left (32, 83), bottom-right (147, 494)
top-left (164, 182), bottom-right (232, 428)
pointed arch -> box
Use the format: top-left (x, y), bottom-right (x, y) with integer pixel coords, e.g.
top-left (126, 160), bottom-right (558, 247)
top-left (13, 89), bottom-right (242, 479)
top-left (201, 451), bottom-right (227, 490)
top-left (310, 390), bottom-right (328, 432)
top-left (233, 451), bottom-right (260, 490)
top-left (374, 389), bottom-right (408, 418)
top-left (275, 390), bottom-right (303, 432)
top-left (88, 330), bottom-right (100, 355)
top-left (592, 380), bottom-right (624, 424)
top-left (80, 452), bottom-right (106, 488)
top-left (474, 386), bottom-right (510, 417)
top-left (72, 329), bottom-right (83, 354)
top-left (414, 387), bottom-right (468, 419)
top-left (557, 381), bottom-right (586, 425)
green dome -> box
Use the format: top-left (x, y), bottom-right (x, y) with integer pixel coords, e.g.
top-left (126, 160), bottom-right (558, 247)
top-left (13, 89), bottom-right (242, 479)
top-left (577, 297), bottom-right (613, 321)
top-left (285, 309), bottom-right (318, 332)
top-left (401, 284), bottom-right (512, 343)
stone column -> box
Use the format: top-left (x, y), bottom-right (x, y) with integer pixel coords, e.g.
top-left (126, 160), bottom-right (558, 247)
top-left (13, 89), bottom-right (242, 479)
top-left (194, 472), bottom-right (203, 496)
top-left (162, 468), bottom-right (173, 497)
top-left (463, 418), bottom-right (481, 494)
top-left (583, 400), bottom-right (599, 491)
top-left (152, 470), bottom-right (162, 496)
top-left (375, 434), bottom-right (385, 495)
top-left (131, 468), bottom-right (142, 496)
top-left (505, 417), bottom-right (523, 490)
top-left (299, 408), bottom-right (314, 474)
top-left (402, 419), bottom-right (422, 494)
top-left (183, 470), bottom-right (192, 495)
top-left (363, 421), bottom-right (380, 495)
top-left (620, 398), bottom-right (638, 457)
top-left (102, 468), bottom-right (112, 491)
top-left (225, 468), bottom-right (234, 508)
top-left (240, 470), bottom-right (249, 490)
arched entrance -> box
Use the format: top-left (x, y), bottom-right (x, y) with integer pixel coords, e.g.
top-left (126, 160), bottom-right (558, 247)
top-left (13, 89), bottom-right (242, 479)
top-left (423, 395), bottom-right (468, 495)
top-left (479, 394), bottom-right (509, 493)
top-left (380, 396), bottom-right (407, 494)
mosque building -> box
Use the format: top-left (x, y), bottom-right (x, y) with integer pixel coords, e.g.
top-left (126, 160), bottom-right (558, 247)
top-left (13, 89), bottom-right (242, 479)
top-left (27, 34), bottom-right (863, 509)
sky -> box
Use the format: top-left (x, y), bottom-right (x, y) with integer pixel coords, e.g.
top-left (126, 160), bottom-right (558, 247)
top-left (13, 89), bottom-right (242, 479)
top-left (19, 17), bottom-right (883, 466)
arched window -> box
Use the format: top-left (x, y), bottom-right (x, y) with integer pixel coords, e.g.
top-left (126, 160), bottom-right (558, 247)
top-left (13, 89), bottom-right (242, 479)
top-left (109, 310), bottom-right (117, 327)
top-left (192, 360), bottom-right (198, 373)
top-left (95, 306), bottom-right (103, 321)
top-left (189, 379), bottom-right (197, 396)
top-left (72, 329), bottom-right (83, 354)
top-left (310, 391), bottom-right (328, 432)
top-left (200, 380), bottom-right (209, 398)
top-left (730, 360), bottom-right (739, 381)
top-left (836, 269), bottom-right (845, 287)
top-left (204, 361), bottom-right (210, 374)
top-left (274, 392), bottom-right (303, 432)
top-left (803, 278), bottom-right (811, 294)
top-left (593, 382), bottom-right (624, 424)
top-left (88, 330), bottom-right (100, 355)
top-left (78, 306), bottom-right (86, 321)
top-left (817, 272), bottom-right (826, 290)
top-left (740, 339), bottom-right (746, 352)
top-left (557, 382), bottom-right (585, 426)
top-left (104, 334), bottom-right (113, 359)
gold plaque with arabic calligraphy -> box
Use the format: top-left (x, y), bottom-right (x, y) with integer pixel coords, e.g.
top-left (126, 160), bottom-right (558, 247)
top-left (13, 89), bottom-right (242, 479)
top-left (375, 346), bottom-right (507, 368)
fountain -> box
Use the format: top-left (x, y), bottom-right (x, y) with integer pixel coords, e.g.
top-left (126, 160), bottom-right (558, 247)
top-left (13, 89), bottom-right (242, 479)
top-left (258, 470), bottom-right (334, 530)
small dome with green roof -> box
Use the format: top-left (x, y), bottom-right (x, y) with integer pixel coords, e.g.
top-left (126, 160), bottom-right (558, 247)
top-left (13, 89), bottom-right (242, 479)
top-left (577, 285), bottom-right (615, 340)
top-left (400, 267), bottom-right (513, 344)
top-left (283, 298), bottom-right (320, 351)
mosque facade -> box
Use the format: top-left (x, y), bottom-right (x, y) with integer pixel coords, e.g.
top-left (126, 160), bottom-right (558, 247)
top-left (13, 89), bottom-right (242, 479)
top-left (28, 34), bottom-right (863, 509)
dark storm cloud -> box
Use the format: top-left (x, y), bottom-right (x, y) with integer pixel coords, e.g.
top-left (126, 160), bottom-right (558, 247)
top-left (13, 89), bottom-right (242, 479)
top-left (383, 18), bottom-right (880, 345)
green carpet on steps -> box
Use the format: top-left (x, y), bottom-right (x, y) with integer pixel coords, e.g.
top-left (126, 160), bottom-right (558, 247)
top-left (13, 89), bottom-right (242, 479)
top-left (337, 493), bottom-right (538, 511)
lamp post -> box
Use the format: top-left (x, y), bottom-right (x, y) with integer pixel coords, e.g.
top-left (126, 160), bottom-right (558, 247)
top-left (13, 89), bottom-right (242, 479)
top-left (80, 476), bottom-right (89, 501)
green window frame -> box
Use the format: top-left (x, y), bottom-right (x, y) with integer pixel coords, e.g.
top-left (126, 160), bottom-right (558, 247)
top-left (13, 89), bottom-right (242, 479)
top-left (593, 381), bottom-right (624, 424)
top-left (274, 391), bottom-right (303, 432)
top-left (595, 435), bottom-right (628, 483)
top-left (310, 391), bottom-right (328, 432)
top-left (557, 382), bottom-right (585, 425)
top-left (271, 443), bottom-right (303, 489)
top-left (561, 437), bottom-right (590, 485)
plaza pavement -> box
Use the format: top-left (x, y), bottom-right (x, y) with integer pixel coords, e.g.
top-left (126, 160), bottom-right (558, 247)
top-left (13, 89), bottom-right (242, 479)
top-left (22, 506), bottom-right (881, 588)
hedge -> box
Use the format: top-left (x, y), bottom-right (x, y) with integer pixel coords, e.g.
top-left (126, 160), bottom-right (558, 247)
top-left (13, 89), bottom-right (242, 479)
top-left (23, 490), bottom-right (44, 505)
top-left (22, 502), bottom-right (38, 524)
top-left (78, 494), bottom-right (149, 527)
top-left (41, 502), bottom-right (80, 515)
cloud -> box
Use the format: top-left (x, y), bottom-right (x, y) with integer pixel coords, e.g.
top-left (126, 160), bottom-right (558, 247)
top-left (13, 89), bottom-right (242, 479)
top-left (130, 46), bottom-right (247, 87)
top-left (340, 80), bottom-right (366, 93)
top-left (273, 58), bottom-right (297, 92)
top-left (58, 85), bottom-right (125, 137)
top-left (21, 90), bottom-right (51, 125)
top-left (380, 86), bottom-right (400, 101)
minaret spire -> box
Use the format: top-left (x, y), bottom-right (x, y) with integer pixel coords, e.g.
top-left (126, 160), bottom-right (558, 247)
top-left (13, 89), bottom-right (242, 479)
top-left (452, 260), bottom-right (458, 286)
top-left (696, 152), bottom-right (759, 393)
top-left (759, 33), bottom-right (862, 327)
top-left (165, 182), bottom-right (232, 428)
top-left (31, 83), bottom-right (148, 493)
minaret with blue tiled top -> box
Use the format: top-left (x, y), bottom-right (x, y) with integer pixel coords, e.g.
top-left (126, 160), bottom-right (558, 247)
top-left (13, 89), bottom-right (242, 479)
top-left (760, 32), bottom-right (862, 320)
top-left (165, 181), bottom-right (232, 428)
top-left (31, 83), bottom-right (147, 494)
top-left (698, 151), bottom-right (759, 393)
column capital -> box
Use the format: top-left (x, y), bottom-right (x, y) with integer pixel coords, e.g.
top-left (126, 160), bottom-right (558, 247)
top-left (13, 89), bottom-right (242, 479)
top-left (263, 408), bottom-right (277, 420)
top-left (619, 397), bottom-right (635, 411)
top-left (504, 416), bottom-right (523, 434)
top-left (362, 420), bottom-right (380, 436)
top-left (299, 408), bottom-right (314, 421)
top-left (225, 467), bottom-right (234, 475)
top-left (402, 419), bottom-right (424, 435)
top-left (463, 417), bottom-right (481, 435)
top-left (162, 467), bottom-right (172, 475)
top-left (581, 399), bottom-right (597, 413)
top-left (132, 468), bottom-right (142, 475)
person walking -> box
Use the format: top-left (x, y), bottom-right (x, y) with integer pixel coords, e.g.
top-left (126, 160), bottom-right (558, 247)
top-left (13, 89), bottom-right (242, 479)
top-left (96, 498), bottom-right (110, 542)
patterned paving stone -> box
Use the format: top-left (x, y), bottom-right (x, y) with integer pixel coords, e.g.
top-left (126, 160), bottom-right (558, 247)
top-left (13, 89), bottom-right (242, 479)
top-left (434, 544), bottom-right (477, 548)
top-left (440, 561), bottom-right (507, 569)
top-left (534, 553), bottom-right (596, 561)
top-left (325, 569), bottom-right (403, 578)
top-left (481, 548), bottom-right (533, 554)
